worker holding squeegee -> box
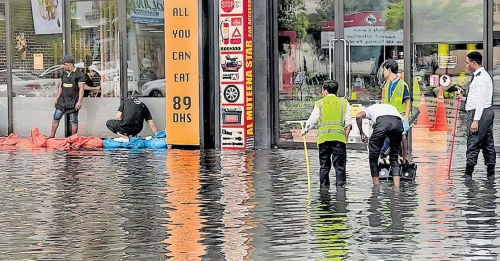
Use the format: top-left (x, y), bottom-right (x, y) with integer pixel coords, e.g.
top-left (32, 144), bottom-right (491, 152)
top-left (301, 80), bottom-right (352, 188)
top-left (379, 60), bottom-right (421, 164)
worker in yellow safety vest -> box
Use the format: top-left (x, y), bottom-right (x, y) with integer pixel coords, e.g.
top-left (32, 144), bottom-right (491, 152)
top-left (302, 80), bottom-right (352, 188)
top-left (380, 60), bottom-right (421, 163)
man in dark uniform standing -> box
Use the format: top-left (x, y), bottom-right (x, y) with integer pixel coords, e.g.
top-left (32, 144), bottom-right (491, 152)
top-left (458, 51), bottom-right (496, 181)
top-left (49, 55), bottom-right (85, 138)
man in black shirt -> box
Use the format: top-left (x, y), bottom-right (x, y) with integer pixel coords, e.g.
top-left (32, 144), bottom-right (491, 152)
top-left (106, 97), bottom-right (158, 142)
top-left (50, 55), bottom-right (85, 138)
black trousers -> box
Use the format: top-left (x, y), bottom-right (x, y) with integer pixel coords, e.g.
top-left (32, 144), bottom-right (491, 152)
top-left (318, 141), bottom-right (347, 186)
top-left (465, 107), bottom-right (496, 175)
top-left (368, 116), bottom-right (404, 178)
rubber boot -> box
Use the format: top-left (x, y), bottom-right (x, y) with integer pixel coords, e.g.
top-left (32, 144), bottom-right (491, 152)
top-left (463, 164), bottom-right (474, 181)
top-left (487, 165), bottom-right (495, 181)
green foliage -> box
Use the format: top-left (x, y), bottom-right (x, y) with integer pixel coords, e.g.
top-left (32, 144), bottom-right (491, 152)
top-left (278, 0), bottom-right (310, 39)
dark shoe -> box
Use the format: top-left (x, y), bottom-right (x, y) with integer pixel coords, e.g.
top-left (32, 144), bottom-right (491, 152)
top-left (336, 182), bottom-right (345, 188)
top-left (462, 174), bottom-right (472, 181)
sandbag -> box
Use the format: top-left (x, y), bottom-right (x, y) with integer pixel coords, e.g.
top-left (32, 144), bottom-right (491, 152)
top-left (82, 137), bottom-right (103, 148)
top-left (144, 138), bottom-right (167, 149)
top-left (45, 138), bottom-right (70, 149)
top-left (30, 127), bottom-right (47, 147)
top-left (0, 134), bottom-right (19, 146)
top-left (103, 138), bottom-right (123, 149)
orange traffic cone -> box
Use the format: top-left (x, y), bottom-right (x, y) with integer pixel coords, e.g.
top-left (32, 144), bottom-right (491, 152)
top-left (415, 93), bottom-right (430, 128)
top-left (381, 89), bottom-right (385, 104)
top-left (430, 88), bottom-right (448, 131)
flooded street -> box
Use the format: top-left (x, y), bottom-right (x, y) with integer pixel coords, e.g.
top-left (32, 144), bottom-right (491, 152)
top-left (0, 121), bottom-right (499, 260)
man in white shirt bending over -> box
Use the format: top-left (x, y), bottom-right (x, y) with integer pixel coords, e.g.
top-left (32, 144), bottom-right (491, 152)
top-left (356, 103), bottom-right (404, 187)
top-left (458, 51), bottom-right (496, 181)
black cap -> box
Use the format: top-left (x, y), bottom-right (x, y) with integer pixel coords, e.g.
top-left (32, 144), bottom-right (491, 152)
top-left (59, 55), bottom-right (75, 64)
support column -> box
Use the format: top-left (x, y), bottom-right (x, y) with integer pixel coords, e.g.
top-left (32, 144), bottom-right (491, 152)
top-left (253, 0), bottom-right (271, 149)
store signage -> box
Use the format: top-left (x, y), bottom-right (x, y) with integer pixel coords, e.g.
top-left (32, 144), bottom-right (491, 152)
top-left (165, 0), bottom-right (200, 145)
top-left (131, 0), bottom-right (164, 24)
top-left (219, 0), bottom-right (254, 150)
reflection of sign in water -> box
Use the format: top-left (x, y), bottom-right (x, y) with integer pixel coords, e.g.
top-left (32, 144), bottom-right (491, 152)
top-left (438, 56), bottom-right (457, 69)
top-left (130, 0), bottom-right (164, 24)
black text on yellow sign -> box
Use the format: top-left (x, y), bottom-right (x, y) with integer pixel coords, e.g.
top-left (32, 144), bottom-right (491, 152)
top-left (165, 2), bottom-right (200, 145)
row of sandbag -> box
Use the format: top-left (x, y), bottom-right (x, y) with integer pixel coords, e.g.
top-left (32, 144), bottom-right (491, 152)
top-left (0, 127), bottom-right (103, 149)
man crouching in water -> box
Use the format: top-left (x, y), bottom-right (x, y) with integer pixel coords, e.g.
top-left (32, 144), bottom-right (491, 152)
top-left (356, 103), bottom-right (404, 187)
top-left (106, 97), bottom-right (157, 142)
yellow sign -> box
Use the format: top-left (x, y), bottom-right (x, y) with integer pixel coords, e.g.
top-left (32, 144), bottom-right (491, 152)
top-left (164, 1), bottom-right (200, 145)
top-left (33, 54), bottom-right (43, 70)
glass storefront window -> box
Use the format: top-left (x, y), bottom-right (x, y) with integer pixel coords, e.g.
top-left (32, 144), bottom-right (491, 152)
top-left (411, 0), bottom-right (483, 102)
top-left (493, 0), bottom-right (500, 104)
top-left (126, 0), bottom-right (166, 136)
top-left (277, 0), bottom-right (403, 144)
top-left (11, 0), bottom-right (65, 137)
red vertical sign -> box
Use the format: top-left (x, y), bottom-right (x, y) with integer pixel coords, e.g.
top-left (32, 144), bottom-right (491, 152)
top-left (219, 0), bottom-right (254, 150)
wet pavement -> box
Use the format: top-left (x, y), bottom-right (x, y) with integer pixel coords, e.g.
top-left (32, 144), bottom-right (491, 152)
top-left (0, 114), bottom-right (500, 260)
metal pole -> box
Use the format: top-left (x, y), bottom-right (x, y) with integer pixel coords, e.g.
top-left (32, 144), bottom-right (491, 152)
top-left (403, 0), bottom-right (413, 154)
top-left (334, 0), bottom-right (345, 96)
top-left (6, 0), bottom-right (12, 134)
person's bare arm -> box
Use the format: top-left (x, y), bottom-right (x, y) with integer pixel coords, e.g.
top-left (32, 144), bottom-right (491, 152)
top-left (54, 82), bottom-right (62, 106)
top-left (115, 111), bottom-right (122, 120)
top-left (76, 82), bottom-right (84, 109)
top-left (403, 99), bottom-right (411, 120)
top-left (356, 111), bottom-right (368, 143)
top-left (148, 120), bottom-right (157, 133)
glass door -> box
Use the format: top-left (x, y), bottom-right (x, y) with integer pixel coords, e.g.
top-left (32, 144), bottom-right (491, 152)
top-left (340, 0), bottom-right (405, 102)
top-left (410, 0), bottom-right (483, 126)
top-left (67, 0), bottom-right (122, 137)
top-left (0, 0), bottom-right (7, 136)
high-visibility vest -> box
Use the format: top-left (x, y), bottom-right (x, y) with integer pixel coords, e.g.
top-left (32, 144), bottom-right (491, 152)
top-left (383, 77), bottom-right (421, 114)
top-left (315, 96), bottom-right (348, 145)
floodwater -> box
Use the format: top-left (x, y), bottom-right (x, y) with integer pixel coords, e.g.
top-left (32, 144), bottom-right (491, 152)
top-left (1, 115), bottom-right (500, 260)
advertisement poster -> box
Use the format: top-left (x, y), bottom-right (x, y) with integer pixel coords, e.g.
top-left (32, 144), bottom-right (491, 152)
top-left (219, 0), bottom-right (254, 150)
top-left (165, 0), bottom-right (200, 145)
top-left (30, 0), bottom-right (63, 35)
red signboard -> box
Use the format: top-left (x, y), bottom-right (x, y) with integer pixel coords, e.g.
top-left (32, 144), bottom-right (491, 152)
top-left (219, 0), bottom-right (253, 150)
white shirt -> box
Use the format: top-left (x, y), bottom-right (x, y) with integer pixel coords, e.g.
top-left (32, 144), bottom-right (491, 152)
top-left (304, 95), bottom-right (352, 131)
top-left (362, 103), bottom-right (402, 124)
top-left (465, 67), bottom-right (493, 121)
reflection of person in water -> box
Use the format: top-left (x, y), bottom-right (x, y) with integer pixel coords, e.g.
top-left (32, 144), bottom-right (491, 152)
top-left (314, 189), bottom-right (349, 259)
top-left (84, 65), bottom-right (101, 97)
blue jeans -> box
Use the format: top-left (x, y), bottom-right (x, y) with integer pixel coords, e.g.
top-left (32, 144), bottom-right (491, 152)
top-left (53, 109), bottom-right (79, 126)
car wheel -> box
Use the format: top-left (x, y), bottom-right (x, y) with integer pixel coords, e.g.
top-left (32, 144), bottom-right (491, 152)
top-left (150, 90), bottom-right (163, 97)
top-left (223, 85), bottom-right (240, 103)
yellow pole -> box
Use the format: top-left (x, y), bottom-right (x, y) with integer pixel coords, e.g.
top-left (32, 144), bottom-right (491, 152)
top-left (300, 122), bottom-right (311, 192)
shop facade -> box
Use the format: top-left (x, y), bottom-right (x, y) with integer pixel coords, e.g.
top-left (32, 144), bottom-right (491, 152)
top-left (0, 0), bottom-right (497, 149)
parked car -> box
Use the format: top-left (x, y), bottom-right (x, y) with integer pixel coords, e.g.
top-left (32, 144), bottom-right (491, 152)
top-left (38, 62), bottom-right (139, 96)
top-left (0, 69), bottom-right (57, 97)
top-left (141, 79), bottom-right (165, 97)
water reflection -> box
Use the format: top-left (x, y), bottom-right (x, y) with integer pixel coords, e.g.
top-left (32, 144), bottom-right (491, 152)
top-left (0, 129), bottom-right (499, 260)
